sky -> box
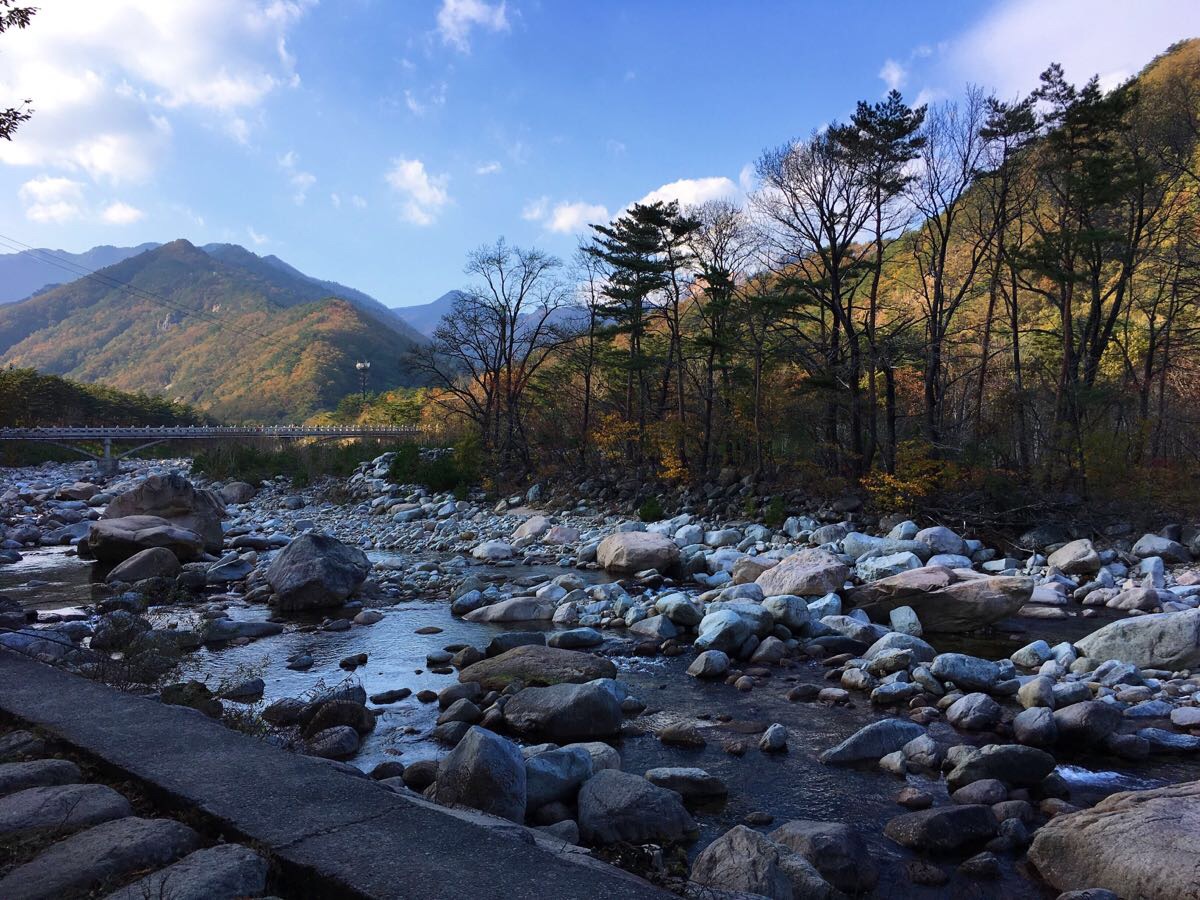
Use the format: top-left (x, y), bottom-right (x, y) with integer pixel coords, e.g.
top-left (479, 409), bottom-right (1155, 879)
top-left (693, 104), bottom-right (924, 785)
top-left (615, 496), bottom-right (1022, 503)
top-left (1, 0), bottom-right (1198, 307)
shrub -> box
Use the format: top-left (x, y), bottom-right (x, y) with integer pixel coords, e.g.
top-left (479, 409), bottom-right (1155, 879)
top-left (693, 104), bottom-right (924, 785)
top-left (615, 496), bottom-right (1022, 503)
top-left (387, 435), bottom-right (481, 495)
top-left (764, 495), bottom-right (786, 527)
top-left (637, 496), bottom-right (665, 522)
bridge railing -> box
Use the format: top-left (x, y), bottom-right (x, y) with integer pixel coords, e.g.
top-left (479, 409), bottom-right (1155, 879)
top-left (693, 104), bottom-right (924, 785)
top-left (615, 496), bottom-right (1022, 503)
top-left (0, 425), bottom-right (423, 440)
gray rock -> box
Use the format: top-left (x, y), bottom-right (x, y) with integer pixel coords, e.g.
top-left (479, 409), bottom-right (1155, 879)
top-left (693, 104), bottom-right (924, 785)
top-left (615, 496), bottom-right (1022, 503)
top-left (946, 744), bottom-right (1057, 791)
top-left (1075, 609), bottom-right (1200, 670)
top-left (1014, 707), bottom-right (1058, 747)
top-left (87, 516), bottom-right (204, 564)
top-left (102, 844), bottom-right (268, 900)
top-left (760, 723), bottom-right (788, 752)
top-left (770, 819), bottom-right (879, 893)
top-left (884, 804), bottom-right (997, 852)
top-left (434, 726), bottom-right (526, 823)
top-left (930, 653), bottom-right (1001, 691)
top-left (756, 549), bottom-right (848, 597)
top-left (503, 679), bottom-right (624, 740)
top-left (1131, 533), bottom-right (1191, 564)
top-left (577, 769), bottom-right (695, 845)
top-left (106, 546), bottom-right (181, 583)
top-left (266, 533), bottom-right (371, 611)
top-left (0, 816), bottom-right (201, 900)
top-left (525, 746), bottom-right (593, 809)
top-left (1048, 540), bottom-right (1101, 576)
top-left (596, 532), bottom-right (679, 574)
top-left (687, 649), bottom-right (730, 678)
top-left (689, 825), bottom-right (837, 899)
top-left (1054, 701), bottom-right (1122, 744)
top-left (0, 759), bottom-right (81, 798)
top-left (0, 783), bottom-right (132, 839)
top-left (103, 473), bottom-right (224, 552)
top-left (847, 566), bottom-right (1032, 633)
top-left (547, 628), bottom-right (603, 649)
top-left (458, 645), bottom-right (616, 691)
top-left (819, 719), bottom-right (925, 764)
top-left (946, 693), bottom-right (1002, 731)
top-left (644, 767), bottom-right (728, 801)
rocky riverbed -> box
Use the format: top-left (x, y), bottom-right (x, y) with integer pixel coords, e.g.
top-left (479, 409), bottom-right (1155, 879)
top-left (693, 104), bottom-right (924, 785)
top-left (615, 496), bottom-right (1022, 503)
top-left (3, 452), bottom-right (1200, 899)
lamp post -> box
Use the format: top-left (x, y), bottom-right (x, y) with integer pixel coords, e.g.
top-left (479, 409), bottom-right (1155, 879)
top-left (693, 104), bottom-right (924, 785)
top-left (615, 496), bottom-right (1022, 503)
top-left (355, 360), bottom-right (370, 402)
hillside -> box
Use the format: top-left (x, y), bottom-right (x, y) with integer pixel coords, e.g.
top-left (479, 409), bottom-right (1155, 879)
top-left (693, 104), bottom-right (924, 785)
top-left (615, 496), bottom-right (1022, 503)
top-left (393, 290), bottom-right (466, 336)
top-left (0, 239), bottom-right (426, 422)
top-left (0, 243), bottom-right (160, 303)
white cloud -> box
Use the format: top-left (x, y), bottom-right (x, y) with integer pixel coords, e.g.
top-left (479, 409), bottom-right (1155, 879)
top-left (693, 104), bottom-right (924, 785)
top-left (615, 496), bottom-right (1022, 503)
top-left (18, 176), bottom-right (86, 223)
top-left (385, 157), bottom-right (449, 225)
top-left (404, 90), bottom-right (426, 116)
top-left (948, 0), bottom-right (1200, 96)
top-left (101, 201), bottom-right (145, 224)
top-left (0, 0), bottom-right (312, 183)
top-left (547, 201), bottom-right (608, 234)
top-left (278, 150), bottom-right (315, 204)
top-left (247, 226), bottom-right (270, 245)
top-left (351, 194), bottom-right (367, 209)
top-left (436, 0), bottom-right (509, 52)
top-left (330, 192), bottom-right (341, 208)
top-left (521, 196), bottom-right (549, 221)
top-left (879, 58), bottom-right (907, 91)
top-left (475, 160), bottom-right (503, 175)
top-left (637, 176), bottom-right (739, 209)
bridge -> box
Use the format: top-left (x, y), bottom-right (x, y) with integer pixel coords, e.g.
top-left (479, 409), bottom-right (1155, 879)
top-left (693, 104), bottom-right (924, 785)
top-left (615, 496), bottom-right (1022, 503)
top-left (0, 425), bottom-right (421, 475)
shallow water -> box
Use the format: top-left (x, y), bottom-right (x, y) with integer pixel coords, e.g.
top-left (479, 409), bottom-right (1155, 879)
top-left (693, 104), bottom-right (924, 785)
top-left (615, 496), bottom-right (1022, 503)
top-left (6, 547), bottom-right (1194, 898)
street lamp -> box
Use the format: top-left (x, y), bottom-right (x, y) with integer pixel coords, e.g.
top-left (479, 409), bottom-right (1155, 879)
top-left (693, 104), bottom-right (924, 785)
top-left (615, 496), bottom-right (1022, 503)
top-left (355, 360), bottom-right (371, 402)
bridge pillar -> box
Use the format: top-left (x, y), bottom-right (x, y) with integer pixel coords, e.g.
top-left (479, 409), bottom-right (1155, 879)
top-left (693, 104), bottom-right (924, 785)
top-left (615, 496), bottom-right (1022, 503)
top-left (97, 437), bottom-right (119, 477)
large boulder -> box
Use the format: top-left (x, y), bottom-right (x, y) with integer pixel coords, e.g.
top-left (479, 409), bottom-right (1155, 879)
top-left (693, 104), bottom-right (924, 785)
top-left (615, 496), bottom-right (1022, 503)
top-left (689, 825), bottom-right (837, 899)
top-left (577, 769), bottom-right (695, 845)
top-left (433, 726), bottom-right (526, 823)
top-left (87, 516), bottom-right (204, 564)
top-left (769, 819), bottom-right (878, 893)
top-left (503, 679), bottom-right (624, 740)
top-left (1047, 539), bottom-right (1101, 576)
top-left (1131, 533), bottom-right (1191, 564)
top-left (218, 481), bottom-right (257, 504)
top-left (458, 645), bottom-right (616, 691)
top-left (946, 744), bottom-right (1057, 791)
top-left (755, 549), bottom-right (848, 597)
top-left (846, 566), bottom-right (1032, 633)
top-left (1028, 779), bottom-right (1200, 900)
top-left (884, 805), bottom-right (997, 852)
top-left (463, 597), bottom-right (554, 623)
top-left (819, 719), bottom-right (925, 764)
top-left (596, 532), bottom-right (680, 574)
top-left (1075, 609), bottom-right (1200, 669)
top-left (105, 546), bottom-right (182, 583)
top-left (103, 474), bottom-right (224, 553)
top-left (265, 533), bottom-right (371, 611)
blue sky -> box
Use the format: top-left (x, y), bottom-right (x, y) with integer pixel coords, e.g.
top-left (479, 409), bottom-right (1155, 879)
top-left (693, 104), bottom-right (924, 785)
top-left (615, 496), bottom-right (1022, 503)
top-left (1, 0), bottom-right (1197, 306)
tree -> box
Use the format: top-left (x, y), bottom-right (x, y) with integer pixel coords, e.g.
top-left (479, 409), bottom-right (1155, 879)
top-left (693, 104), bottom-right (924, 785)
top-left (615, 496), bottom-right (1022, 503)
top-left (0, 3), bottom-right (36, 142)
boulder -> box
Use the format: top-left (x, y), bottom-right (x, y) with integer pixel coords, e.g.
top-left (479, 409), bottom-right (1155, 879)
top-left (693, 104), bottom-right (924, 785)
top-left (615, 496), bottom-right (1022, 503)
top-left (1075, 609), bottom-right (1200, 669)
top-left (503, 679), bottom-right (624, 740)
top-left (770, 819), bottom-right (878, 893)
top-left (819, 719), bottom-right (925, 765)
top-left (103, 473), bottom-right (224, 552)
top-left (577, 769), bottom-right (695, 845)
top-left (596, 532), bottom-right (680, 574)
top-left (755, 549), bottom-right (849, 597)
top-left (512, 515), bottom-right (552, 541)
top-left (105, 547), bottom-right (181, 583)
top-left (265, 533), bottom-right (371, 611)
top-left (644, 767), bottom-right (727, 801)
top-left (218, 481), bottom-right (257, 504)
top-left (1048, 539), bottom-right (1101, 576)
top-left (471, 540), bottom-right (514, 561)
top-left (946, 693), bottom-right (1002, 731)
top-left (458, 645), bottom-right (616, 691)
top-left (1131, 533), bottom-right (1191, 564)
top-left (847, 566), bottom-right (1031, 633)
top-left (915, 525), bottom-right (967, 556)
top-left (732, 555), bottom-right (776, 584)
top-left (463, 597), bottom-right (554, 623)
top-left (694, 609), bottom-right (754, 654)
top-left (761, 594), bottom-right (812, 632)
top-left (945, 744), bottom-right (1057, 791)
top-left (687, 650), bottom-right (730, 678)
top-left (689, 825), bottom-right (837, 899)
top-left (884, 805), bottom-right (997, 852)
top-left (1028, 779), bottom-right (1200, 900)
top-left (0, 783), bottom-right (132, 839)
top-left (930, 653), bottom-right (1001, 691)
top-left (433, 727), bottom-right (526, 823)
top-left (1054, 701), bottom-right (1122, 744)
top-left (103, 844), bottom-right (269, 900)
top-left (525, 746), bottom-right (594, 808)
top-left (87, 516), bottom-right (204, 564)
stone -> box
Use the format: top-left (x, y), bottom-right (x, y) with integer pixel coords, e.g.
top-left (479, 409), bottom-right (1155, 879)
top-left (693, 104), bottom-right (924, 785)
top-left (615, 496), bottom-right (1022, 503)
top-left (857, 551), bottom-right (923, 582)
top-left (687, 650), bottom-right (730, 678)
top-left (266, 533), bottom-right (371, 611)
top-left (1018, 675), bottom-right (1056, 709)
top-left (219, 481), bottom-right (257, 504)
top-left (1014, 707), bottom-right (1058, 746)
top-left (596, 532), bottom-right (680, 574)
top-left (761, 594), bottom-right (812, 632)
top-left (769, 819), bottom-right (879, 893)
top-left (577, 769), bottom-right (695, 845)
top-left (433, 726), bottom-right (526, 823)
top-left (819, 719), bottom-right (925, 764)
top-left (524, 746), bottom-right (593, 809)
top-left (1048, 539), bottom-right (1102, 576)
top-left (103, 473), bottom-right (224, 552)
top-left (1012, 639), bottom-right (1054, 668)
top-left (471, 540), bottom-right (514, 561)
top-left (884, 805), bottom-right (997, 852)
top-left (689, 825), bottom-right (837, 899)
top-left (847, 566), bottom-right (1032, 633)
top-left (946, 693), bottom-right (1002, 730)
top-left (755, 549), bottom-right (849, 597)
top-left (503, 679), bottom-right (624, 740)
top-left (103, 844), bottom-right (269, 900)
top-left (888, 605), bottom-right (923, 636)
top-left (1131, 533), bottom-right (1191, 564)
top-left (864, 631), bottom-right (936, 662)
top-left (946, 744), bottom-right (1058, 791)
top-left (303, 725), bottom-right (360, 759)
top-left (952, 779), bottom-right (1008, 805)
top-left (106, 546), bottom-right (182, 583)
top-left (644, 767), bottom-right (727, 801)
top-left (547, 627), bottom-right (603, 649)
top-left (656, 594), bottom-right (703, 626)
top-left (930, 653), bottom-right (1001, 691)
top-left (694, 609), bottom-right (753, 654)
top-left (458, 645), bottom-right (616, 691)
top-left (0, 783), bottom-right (132, 839)
top-left (87, 516), bottom-right (204, 564)
top-left (1054, 701), bottom-right (1122, 744)
top-left (512, 515), bottom-right (552, 541)
top-left (1075, 609), bottom-right (1200, 670)
top-left (760, 723), bottom-right (788, 752)
top-left (915, 525), bottom-right (967, 556)
top-left (0, 759), bottom-right (81, 798)
top-left (1028, 779), bottom-right (1200, 900)
top-left (463, 597), bottom-right (554, 623)
top-left (0, 817), bottom-right (201, 900)
top-left (628, 614), bottom-right (678, 640)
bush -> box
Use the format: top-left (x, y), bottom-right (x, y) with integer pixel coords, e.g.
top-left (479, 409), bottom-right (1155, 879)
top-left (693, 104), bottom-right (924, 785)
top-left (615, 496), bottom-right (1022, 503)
top-left (193, 439), bottom-right (388, 487)
top-left (387, 436), bottom-right (481, 495)
top-left (764, 496), bottom-right (786, 527)
top-left (637, 496), bottom-right (665, 522)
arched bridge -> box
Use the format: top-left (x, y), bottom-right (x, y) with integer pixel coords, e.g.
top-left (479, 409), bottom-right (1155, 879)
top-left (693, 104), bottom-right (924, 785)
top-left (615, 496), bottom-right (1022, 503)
top-left (0, 425), bottom-right (422, 475)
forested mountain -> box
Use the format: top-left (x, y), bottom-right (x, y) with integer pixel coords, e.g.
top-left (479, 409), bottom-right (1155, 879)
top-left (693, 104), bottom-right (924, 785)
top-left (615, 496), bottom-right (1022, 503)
top-left (0, 239), bottom-right (426, 422)
top-left (0, 242), bottom-right (160, 303)
top-left (393, 290), bottom-right (466, 336)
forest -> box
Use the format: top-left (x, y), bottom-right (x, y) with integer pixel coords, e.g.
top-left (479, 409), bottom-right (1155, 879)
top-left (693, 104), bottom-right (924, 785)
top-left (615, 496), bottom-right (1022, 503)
top-left (403, 41), bottom-right (1200, 519)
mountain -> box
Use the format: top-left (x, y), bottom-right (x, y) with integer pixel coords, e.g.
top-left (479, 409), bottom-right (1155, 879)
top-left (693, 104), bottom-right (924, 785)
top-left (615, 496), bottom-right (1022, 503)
top-left (0, 243), bottom-right (161, 303)
top-left (392, 290), bottom-right (466, 336)
top-left (0, 239), bottom-right (426, 422)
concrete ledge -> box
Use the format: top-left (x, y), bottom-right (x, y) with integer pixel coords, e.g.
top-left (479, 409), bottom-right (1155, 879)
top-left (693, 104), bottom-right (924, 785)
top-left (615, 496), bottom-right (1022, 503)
top-left (0, 649), bottom-right (667, 899)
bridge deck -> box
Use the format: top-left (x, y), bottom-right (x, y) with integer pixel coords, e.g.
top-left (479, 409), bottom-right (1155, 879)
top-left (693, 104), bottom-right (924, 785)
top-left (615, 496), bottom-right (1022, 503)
top-left (0, 425), bottom-right (420, 441)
